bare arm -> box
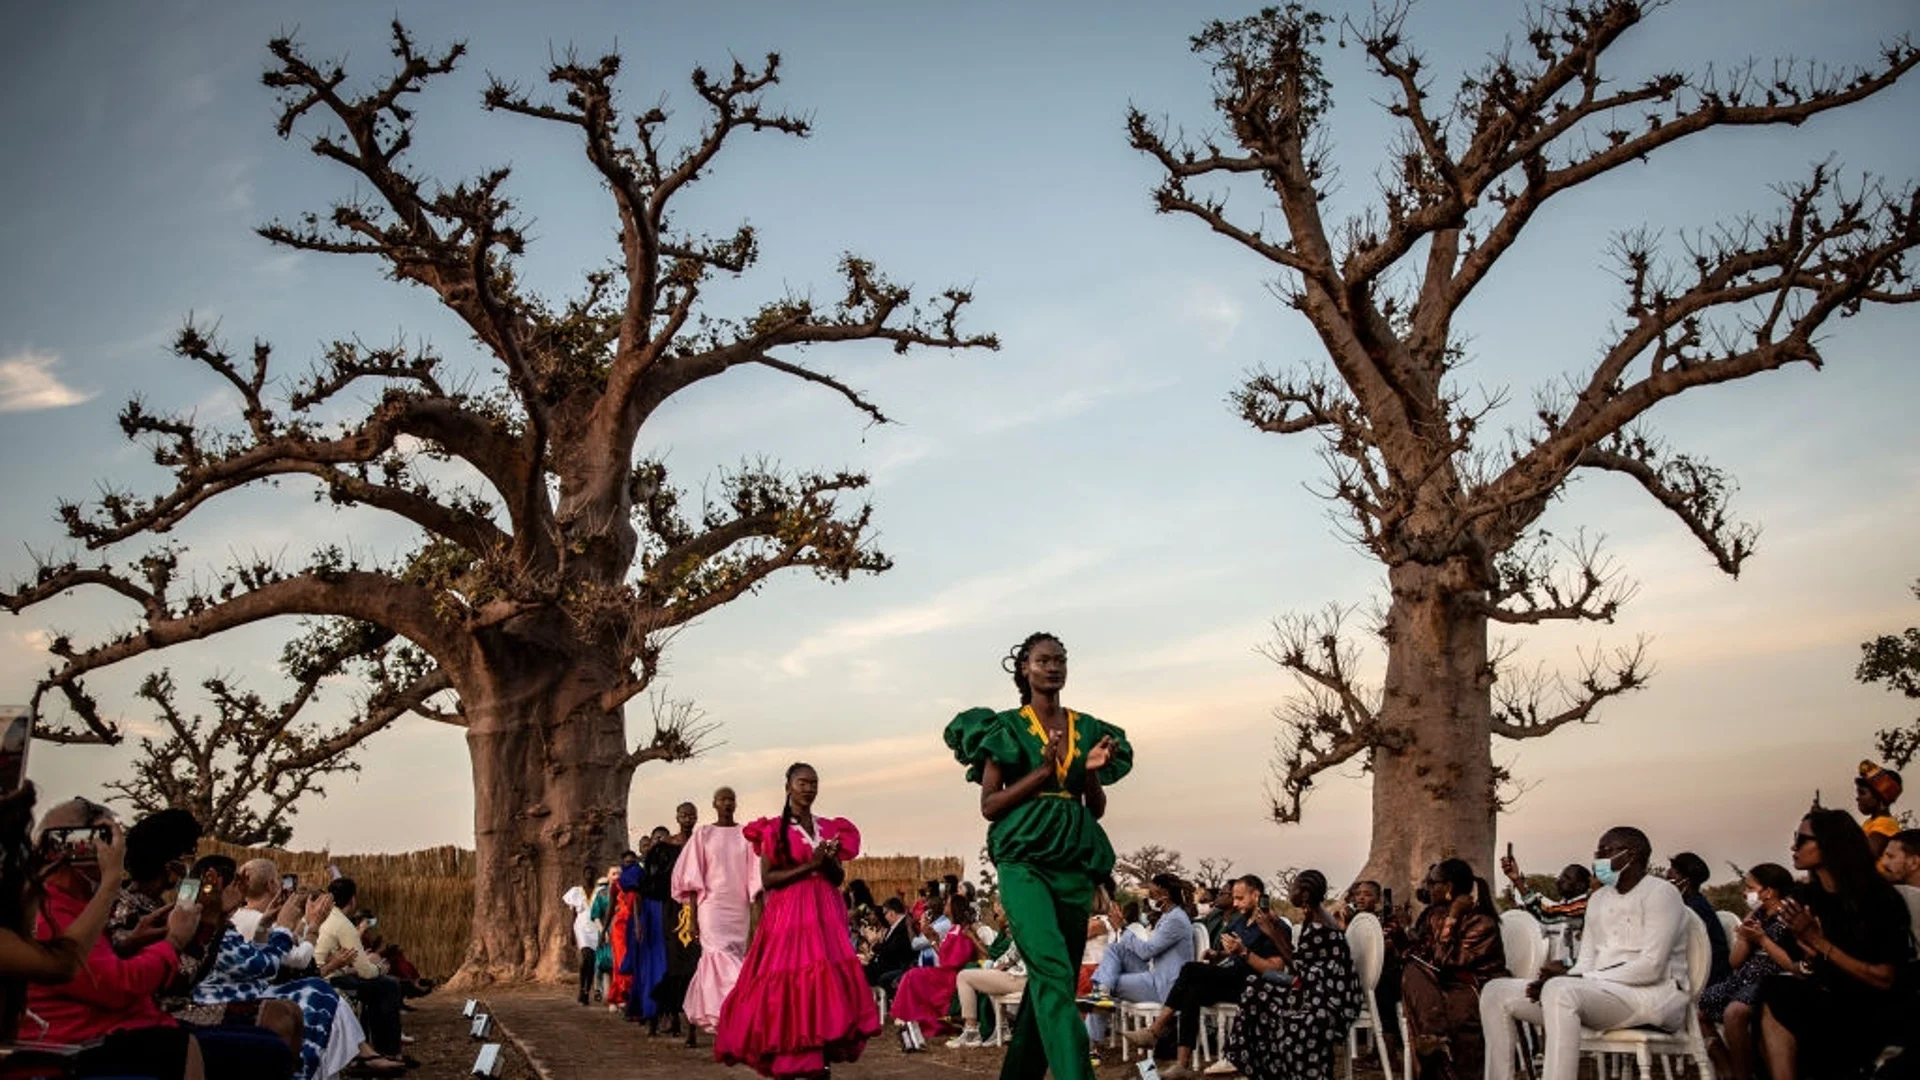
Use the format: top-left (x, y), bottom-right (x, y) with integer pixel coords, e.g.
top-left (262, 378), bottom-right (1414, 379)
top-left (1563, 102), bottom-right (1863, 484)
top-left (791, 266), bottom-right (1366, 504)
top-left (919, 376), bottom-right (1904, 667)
top-left (979, 758), bottom-right (1055, 822)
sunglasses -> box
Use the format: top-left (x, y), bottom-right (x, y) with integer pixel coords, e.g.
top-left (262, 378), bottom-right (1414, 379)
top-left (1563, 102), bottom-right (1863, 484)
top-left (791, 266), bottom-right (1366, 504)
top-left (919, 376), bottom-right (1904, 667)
top-left (1791, 833), bottom-right (1816, 850)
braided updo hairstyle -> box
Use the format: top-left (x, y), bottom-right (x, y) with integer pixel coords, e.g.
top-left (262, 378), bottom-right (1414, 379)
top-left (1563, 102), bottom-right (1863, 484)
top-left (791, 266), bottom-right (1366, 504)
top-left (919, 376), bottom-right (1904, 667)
top-left (1003, 632), bottom-right (1065, 705)
top-left (776, 761), bottom-right (845, 889)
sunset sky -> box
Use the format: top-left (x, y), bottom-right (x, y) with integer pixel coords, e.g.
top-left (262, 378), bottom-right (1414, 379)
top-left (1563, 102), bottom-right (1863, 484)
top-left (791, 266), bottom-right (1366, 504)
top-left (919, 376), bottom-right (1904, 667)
top-left (2, 0), bottom-right (1916, 890)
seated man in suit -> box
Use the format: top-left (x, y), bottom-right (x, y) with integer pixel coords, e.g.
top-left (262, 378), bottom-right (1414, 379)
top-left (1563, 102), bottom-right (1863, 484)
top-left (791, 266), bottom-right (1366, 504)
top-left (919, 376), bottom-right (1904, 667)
top-left (864, 897), bottom-right (917, 995)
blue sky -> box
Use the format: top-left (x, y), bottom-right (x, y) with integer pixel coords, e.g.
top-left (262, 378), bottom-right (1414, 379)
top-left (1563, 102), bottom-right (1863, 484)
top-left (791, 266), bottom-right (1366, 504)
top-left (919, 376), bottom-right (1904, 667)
top-left (2, 0), bottom-right (1917, 888)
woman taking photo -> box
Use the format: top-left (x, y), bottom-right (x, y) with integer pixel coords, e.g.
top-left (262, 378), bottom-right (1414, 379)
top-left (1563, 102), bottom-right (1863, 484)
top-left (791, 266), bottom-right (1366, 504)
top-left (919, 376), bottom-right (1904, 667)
top-left (1757, 808), bottom-right (1915, 1078)
top-left (1700, 862), bottom-right (1798, 1080)
top-left (714, 763), bottom-right (878, 1079)
top-left (945, 632), bottom-right (1132, 1080)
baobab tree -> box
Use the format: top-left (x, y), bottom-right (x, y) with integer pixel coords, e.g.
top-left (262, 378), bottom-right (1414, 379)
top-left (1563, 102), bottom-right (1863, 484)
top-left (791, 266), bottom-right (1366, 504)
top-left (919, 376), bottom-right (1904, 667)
top-left (2, 25), bottom-right (993, 984)
top-left (1131, 2), bottom-right (1919, 892)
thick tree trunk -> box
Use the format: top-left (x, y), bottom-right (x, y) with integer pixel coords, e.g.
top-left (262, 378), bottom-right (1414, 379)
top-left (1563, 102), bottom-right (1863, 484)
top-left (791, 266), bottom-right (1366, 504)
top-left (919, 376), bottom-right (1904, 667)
top-left (452, 648), bottom-right (632, 987)
top-left (1359, 558), bottom-right (1497, 899)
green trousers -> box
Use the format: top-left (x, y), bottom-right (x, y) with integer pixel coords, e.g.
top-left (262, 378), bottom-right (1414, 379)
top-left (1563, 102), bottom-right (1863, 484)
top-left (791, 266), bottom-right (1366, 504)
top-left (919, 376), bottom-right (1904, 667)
top-left (996, 861), bottom-right (1094, 1080)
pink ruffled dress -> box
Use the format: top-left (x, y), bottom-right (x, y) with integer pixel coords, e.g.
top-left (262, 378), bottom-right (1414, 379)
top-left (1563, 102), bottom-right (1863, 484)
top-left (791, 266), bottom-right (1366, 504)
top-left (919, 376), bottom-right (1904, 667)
top-left (888, 925), bottom-right (981, 1032)
top-left (713, 814), bottom-right (880, 1076)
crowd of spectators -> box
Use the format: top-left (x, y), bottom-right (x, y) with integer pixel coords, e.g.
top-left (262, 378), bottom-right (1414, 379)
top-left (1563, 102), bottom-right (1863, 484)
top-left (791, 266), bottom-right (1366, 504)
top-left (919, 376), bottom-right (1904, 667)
top-left (849, 759), bottom-right (1917, 1080)
top-left (0, 785), bottom-right (431, 1079)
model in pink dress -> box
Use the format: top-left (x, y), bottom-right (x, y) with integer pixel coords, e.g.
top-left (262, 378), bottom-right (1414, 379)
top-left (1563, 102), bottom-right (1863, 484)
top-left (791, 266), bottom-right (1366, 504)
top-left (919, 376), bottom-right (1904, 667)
top-left (889, 897), bottom-right (986, 1033)
top-left (671, 786), bottom-right (761, 1033)
top-left (714, 763), bottom-right (880, 1079)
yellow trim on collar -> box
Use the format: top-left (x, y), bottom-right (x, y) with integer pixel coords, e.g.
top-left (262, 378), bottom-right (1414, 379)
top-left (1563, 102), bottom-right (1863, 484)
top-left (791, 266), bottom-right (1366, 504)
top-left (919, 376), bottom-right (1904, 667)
top-left (1020, 705), bottom-right (1078, 786)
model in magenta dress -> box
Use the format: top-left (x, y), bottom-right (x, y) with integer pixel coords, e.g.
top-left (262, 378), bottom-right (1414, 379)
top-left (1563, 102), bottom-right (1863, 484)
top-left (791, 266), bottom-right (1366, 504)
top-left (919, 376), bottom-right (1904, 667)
top-left (714, 763), bottom-right (880, 1078)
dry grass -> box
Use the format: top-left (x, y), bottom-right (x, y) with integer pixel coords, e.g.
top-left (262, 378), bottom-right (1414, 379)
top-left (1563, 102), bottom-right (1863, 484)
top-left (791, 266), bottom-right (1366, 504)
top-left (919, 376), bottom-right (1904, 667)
top-left (199, 842), bottom-right (962, 980)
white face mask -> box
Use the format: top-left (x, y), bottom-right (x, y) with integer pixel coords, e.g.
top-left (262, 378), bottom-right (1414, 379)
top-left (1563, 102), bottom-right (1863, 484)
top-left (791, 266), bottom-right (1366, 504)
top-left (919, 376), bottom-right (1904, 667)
top-left (1195, 902), bottom-right (1212, 916)
top-left (1745, 890), bottom-right (1763, 911)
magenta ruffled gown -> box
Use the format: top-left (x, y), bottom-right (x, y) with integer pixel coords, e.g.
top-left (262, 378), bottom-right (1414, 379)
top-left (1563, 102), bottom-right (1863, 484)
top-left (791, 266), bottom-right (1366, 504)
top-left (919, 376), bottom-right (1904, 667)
top-left (714, 815), bottom-right (880, 1077)
top-left (889, 926), bottom-right (979, 1032)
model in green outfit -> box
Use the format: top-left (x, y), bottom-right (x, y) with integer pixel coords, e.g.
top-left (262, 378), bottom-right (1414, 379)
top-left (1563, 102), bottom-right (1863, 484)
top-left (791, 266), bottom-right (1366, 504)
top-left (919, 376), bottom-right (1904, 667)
top-left (945, 632), bottom-right (1133, 1080)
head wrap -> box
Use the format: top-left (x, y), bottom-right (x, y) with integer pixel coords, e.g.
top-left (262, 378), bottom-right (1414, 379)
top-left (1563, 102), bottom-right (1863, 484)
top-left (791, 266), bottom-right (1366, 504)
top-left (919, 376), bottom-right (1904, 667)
top-left (1858, 760), bottom-right (1903, 806)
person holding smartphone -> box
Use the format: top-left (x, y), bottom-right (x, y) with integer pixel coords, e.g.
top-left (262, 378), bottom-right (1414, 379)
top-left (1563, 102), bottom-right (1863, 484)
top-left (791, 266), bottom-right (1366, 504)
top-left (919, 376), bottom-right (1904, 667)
top-left (945, 632), bottom-right (1131, 1080)
top-left (22, 796), bottom-right (207, 1080)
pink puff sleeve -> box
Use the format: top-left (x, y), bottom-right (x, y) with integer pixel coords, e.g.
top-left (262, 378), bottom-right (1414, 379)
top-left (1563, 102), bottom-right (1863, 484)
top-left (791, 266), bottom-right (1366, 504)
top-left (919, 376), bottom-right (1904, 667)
top-left (821, 816), bottom-right (862, 861)
top-left (740, 816), bottom-right (774, 857)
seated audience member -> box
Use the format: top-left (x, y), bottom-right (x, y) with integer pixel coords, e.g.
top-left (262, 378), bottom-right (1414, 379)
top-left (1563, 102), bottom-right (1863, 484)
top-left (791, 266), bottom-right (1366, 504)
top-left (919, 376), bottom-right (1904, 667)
top-left (1193, 884), bottom-right (1228, 942)
top-left (1856, 760), bottom-right (1904, 861)
top-left (912, 889), bottom-right (954, 968)
top-left (110, 807), bottom-right (202, 957)
top-left (1481, 826), bottom-right (1689, 1080)
top-left (1223, 870), bottom-right (1364, 1080)
top-left (1123, 874), bottom-right (1289, 1077)
top-left (949, 938), bottom-right (1025, 1049)
top-left (1078, 876), bottom-right (1119, 996)
top-left (1879, 827), bottom-right (1920, 934)
top-left (891, 893), bottom-right (987, 1038)
top-left (23, 796), bottom-right (206, 1080)
top-left (316, 877), bottom-right (407, 1061)
top-left (1500, 852), bottom-right (1592, 963)
top-left (1400, 859), bottom-right (1506, 1079)
top-left (1700, 863), bottom-right (1800, 1080)
top-left (1079, 874), bottom-right (1194, 1043)
top-left (1755, 808), bottom-right (1915, 1079)
top-left (864, 897), bottom-right (917, 994)
top-left (1665, 851), bottom-right (1732, 986)
top-left (191, 858), bottom-right (402, 1079)
top-left (353, 918), bottom-right (432, 998)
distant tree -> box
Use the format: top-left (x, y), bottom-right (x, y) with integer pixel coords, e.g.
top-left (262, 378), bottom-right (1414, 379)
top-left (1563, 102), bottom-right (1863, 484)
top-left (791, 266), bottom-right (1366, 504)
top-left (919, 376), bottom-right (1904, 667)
top-left (1193, 856), bottom-right (1237, 893)
top-left (2, 25), bottom-right (991, 985)
top-left (1132, 2), bottom-right (1919, 894)
top-left (1114, 843), bottom-right (1189, 890)
top-left (975, 843), bottom-right (999, 903)
top-left (1858, 578), bottom-right (1920, 772)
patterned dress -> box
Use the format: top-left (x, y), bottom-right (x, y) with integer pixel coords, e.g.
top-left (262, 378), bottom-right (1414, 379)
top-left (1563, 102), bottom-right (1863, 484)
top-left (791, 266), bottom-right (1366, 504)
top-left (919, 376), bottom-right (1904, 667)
top-left (1698, 911), bottom-right (1797, 1022)
top-left (190, 925), bottom-right (345, 1080)
top-left (1225, 919), bottom-right (1363, 1080)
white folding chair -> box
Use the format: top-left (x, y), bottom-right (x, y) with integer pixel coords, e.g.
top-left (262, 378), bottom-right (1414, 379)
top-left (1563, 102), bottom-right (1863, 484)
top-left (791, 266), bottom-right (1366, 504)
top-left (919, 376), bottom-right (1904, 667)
top-left (872, 985), bottom-right (888, 1027)
top-left (1343, 912), bottom-right (1395, 1080)
top-left (1715, 908), bottom-right (1741, 944)
top-left (1577, 915), bottom-right (1716, 1078)
top-left (989, 989), bottom-right (1021, 1047)
top-left (1115, 921), bottom-right (1210, 1063)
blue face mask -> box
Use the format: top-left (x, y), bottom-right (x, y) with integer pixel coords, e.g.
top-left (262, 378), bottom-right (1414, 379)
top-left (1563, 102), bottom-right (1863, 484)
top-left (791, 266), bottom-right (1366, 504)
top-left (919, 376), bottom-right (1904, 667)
top-left (1592, 858), bottom-right (1622, 889)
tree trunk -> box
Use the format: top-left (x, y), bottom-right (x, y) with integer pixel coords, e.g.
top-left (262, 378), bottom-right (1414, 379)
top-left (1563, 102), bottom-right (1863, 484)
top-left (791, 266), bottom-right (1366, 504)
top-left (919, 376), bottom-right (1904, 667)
top-left (1360, 558), bottom-right (1497, 899)
top-left (453, 649), bottom-right (631, 987)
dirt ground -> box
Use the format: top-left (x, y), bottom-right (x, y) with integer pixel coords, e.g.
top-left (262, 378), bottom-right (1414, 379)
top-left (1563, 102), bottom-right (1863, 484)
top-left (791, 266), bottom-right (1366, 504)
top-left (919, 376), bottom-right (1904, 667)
top-left (406, 985), bottom-right (1397, 1079)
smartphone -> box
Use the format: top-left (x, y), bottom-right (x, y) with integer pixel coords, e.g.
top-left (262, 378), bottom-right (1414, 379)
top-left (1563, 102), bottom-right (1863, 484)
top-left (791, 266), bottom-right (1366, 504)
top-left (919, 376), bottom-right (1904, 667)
top-left (1382, 887), bottom-right (1394, 911)
top-left (176, 877), bottom-right (203, 905)
top-left (281, 874), bottom-right (298, 892)
top-left (364, 917), bottom-right (378, 930)
top-left (0, 706), bottom-right (32, 793)
top-left (1506, 842), bottom-right (1515, 860)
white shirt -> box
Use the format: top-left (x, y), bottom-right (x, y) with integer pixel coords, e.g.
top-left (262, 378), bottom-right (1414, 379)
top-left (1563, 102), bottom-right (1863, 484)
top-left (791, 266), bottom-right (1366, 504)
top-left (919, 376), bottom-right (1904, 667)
top-left (563, 886), bottom-right (600, 950)
top-left (231, 905), bottom-right (316, 969)
top-left (1896, 884), bottom-right (1920, 944)
top-left (1569, 875), bottom-right (1689, 1028)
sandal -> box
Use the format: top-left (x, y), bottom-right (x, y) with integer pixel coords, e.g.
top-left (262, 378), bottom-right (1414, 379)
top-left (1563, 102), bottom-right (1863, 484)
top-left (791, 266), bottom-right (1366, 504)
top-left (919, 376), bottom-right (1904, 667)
top-left (346, 1054), bottom-right (408, 1076)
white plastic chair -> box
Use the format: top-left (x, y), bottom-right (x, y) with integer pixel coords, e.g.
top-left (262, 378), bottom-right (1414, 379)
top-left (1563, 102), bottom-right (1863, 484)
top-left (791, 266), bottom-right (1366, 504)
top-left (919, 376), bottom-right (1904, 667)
top-left (1715, 908), bottom-right (1741, 944)
top-left (1342, 913), bottom-right (1395, 1080)
top-left (989, 988), bottom-right (1022, 1047)
top-left (1577, 914), bottom-right (1716, 1078)
top-left (872, 985), bottom-right (888, 1027)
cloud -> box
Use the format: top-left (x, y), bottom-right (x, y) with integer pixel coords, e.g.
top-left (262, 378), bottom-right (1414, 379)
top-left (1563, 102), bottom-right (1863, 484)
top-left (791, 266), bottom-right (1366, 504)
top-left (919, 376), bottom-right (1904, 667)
top-left (1178, 283), bottom-right (1245, 352)
top-left (0, 350), bottom-right (93, 413)
top-left (777, 549), bottom-right (1110, 676)
top-left (972, 374), bottom-right (1178, 434)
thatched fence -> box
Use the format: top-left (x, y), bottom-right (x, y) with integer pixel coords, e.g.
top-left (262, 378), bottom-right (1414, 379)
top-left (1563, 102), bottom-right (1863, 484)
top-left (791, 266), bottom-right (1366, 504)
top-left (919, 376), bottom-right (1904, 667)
top-left (201, 841), bottom-right (962, 981)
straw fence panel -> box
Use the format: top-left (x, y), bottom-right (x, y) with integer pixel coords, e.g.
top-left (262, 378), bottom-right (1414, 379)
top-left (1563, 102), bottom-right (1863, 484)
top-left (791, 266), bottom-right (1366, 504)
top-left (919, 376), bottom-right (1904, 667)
top-left (200, 841), bottom-right (474, 981)
top-left (197, 843), bottom-right (961, 980)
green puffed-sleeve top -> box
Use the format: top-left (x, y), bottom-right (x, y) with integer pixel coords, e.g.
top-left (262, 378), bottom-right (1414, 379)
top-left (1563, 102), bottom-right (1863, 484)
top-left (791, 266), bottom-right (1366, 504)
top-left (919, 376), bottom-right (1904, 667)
top-left (943, 705), bottom-right (1133, 876)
